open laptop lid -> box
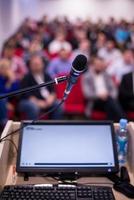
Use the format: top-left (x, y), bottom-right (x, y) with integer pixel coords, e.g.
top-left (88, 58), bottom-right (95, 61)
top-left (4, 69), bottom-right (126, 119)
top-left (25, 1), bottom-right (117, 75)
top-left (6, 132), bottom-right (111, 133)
top-left (17, 121), bottom-right (119, 176)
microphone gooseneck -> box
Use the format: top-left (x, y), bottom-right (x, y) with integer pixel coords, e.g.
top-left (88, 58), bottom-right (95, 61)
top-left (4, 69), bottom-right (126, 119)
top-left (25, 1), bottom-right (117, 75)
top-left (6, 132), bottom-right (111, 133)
top-left (0, 54), bottom-right (87, 143)
top-left (63, 54), bottom-right (87, 100)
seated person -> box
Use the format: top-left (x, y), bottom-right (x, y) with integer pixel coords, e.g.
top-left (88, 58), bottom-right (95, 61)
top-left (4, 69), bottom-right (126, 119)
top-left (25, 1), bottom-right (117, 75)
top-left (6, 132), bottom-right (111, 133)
top-left (107, 49), bottom-right (134, 84)
top-left (2, 43), bottom-right (27, 80)
top-left (0, 59), bottom-right (20, 93)
top-left (19, 55), bottom-right (63, 120)
top-left (0, 59), bottom-right (20, 128)
top-left (72, 39), bottom-right (91, 61)
top-left (48, 30), bottom-right (72, 56)
top-left (115, 25), bottom-right (130, 46)
top-left (98, 39), bottom-right (122, 66)
top-left (119, 72), bottom-right (134, 111)
top-left (47, 47), bottom-right (72, 78)
top-left (82, 56), bottom-right (125, 121)
top-left (23, 39), bottom-right (49, 65)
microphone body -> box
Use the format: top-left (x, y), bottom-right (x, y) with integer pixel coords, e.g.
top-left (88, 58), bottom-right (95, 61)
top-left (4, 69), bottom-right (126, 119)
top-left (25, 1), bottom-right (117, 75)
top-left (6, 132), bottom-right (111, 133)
top-left (63, 54), bottom-right (87, 100)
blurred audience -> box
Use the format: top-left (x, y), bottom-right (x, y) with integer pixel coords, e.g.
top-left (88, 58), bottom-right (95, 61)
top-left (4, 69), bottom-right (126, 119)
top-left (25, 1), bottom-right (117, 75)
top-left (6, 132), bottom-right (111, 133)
top-left (47, 47), bottom-right (72, 78)
top-left (0, 59), bottom-right (20, 128)
top-left (23, 40), bottom-right (45, 63)
top-left (48, 30), bottom-right (72, 56)
top-left (1, 44), bottom-right (27, 80)
top-left (98, 39), bottom-right (122, 66)
top-left (92, 32), bottom-right (107, 54)
top-left (0, 16), bottom-right (134, 123)
top-left (19, 55), bottom-right (63, 120)
top-left (115, 21), bottom-right (130, 47)
top-left (0, 59), bottom-right (20, 93)
top-left (73, 39), bottom-right (91, 60)
top-left (82, 56), bottom-right (125, 121)
top-left (107, 49), bottom-right (134, 84)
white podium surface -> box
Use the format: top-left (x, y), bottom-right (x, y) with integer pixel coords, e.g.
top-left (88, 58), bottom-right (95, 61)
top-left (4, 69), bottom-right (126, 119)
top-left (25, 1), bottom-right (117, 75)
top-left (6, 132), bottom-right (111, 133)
top-left (0, 120), bottom-right (134, 200)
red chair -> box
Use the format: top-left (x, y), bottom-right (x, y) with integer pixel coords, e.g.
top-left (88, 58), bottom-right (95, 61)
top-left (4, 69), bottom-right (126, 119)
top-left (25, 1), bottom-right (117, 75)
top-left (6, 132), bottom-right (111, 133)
top-left (55, 77), bottom-right (86, 115)
top-left (127, 111), bottom-right (134, 120)
top-left (90, 110), bottom-right (107, 120)
top-left (15, 48), bottom-right (24, 57)
top-left (20, 112), bottom-right (49, 121)
top-left (7, 109), bottom-right (15, 119)
top-left (7, 100), bottom-right (17, 120)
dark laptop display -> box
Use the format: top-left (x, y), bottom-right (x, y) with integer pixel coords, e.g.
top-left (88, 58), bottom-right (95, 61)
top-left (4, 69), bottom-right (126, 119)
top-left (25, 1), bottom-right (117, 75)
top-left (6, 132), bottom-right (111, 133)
top-left (17, 121), bottom-right (119, 175)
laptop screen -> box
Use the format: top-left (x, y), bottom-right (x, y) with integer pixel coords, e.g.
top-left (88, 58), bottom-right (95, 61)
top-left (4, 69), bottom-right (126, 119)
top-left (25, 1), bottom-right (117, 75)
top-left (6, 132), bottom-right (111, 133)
top-left (17, 121), bottom-right (118, 174)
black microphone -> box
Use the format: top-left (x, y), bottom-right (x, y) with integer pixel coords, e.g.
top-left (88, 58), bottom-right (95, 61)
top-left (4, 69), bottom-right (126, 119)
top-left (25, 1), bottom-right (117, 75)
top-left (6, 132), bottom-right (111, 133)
top-left (63, 54), bottom-right (87, 100)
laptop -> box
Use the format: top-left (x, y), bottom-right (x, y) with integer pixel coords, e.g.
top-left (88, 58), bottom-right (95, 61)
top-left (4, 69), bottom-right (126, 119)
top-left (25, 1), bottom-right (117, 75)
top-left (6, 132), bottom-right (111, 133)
top-left (16, 121), bottom-right (119, 177)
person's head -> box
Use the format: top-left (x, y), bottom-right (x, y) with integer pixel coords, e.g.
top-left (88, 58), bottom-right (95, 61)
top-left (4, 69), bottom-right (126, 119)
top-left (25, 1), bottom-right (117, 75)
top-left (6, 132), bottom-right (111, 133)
top-left (106, 40), bottom-right (115, 51)
top-left (92, 56), bottom-right (105, 73)
top-left (29, 55), bottom-right (44, 74)
top-left (98, 32), bottom-right (106, 43)
top-left (109, 17), bottom-right (115, 25)
top-left (2, 44), bottom-right (15, 59)
top-left (15, 31), bottom-right (23, 42)
top-left (123, 49), bottom-right (134, 64)
top-left (0, 59), bottom-right (11, 77)
top-left (55, 31), bottom-right (66, 42)
top-left (58, 48), bottom-right (71, 60)
top-left (75, 29), bottom-right (87, 42)
top-left (37, 21), bottom-right (45, 34)
top-left (79, 39), bottom-right (90, 52)
top-left (29, 40), bottom-right (42, 53)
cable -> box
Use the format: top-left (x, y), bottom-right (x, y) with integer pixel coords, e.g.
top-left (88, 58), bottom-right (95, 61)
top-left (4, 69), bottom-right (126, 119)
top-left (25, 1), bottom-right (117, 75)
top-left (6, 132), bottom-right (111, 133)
top-left (1, 138), bottom-right (18, 153)
top-left (0, 99), bottom-right (65, 143)
top-left (44, 176), bottom-right (113, 186)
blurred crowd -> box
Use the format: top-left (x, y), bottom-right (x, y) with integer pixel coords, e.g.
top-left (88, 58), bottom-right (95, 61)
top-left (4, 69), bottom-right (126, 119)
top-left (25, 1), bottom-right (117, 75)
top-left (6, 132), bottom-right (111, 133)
top-left (0, 16), bottom-right (134, 129)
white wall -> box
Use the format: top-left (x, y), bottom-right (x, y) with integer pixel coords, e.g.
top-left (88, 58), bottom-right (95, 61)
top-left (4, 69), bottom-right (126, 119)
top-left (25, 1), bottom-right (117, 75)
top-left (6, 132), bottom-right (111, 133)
top-left (11, 0), bottom-right (134, 22)
top-left (1, 0), bottom-right (134, 49)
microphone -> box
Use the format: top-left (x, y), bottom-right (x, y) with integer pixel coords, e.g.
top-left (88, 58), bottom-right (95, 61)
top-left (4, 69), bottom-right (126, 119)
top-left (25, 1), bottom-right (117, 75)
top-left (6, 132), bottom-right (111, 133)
top-left (63, 54), bottom-right (87, 100)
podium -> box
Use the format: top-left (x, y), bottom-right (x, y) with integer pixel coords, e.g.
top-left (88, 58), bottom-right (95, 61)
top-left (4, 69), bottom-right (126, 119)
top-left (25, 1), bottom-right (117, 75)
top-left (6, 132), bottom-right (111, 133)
top-left (0, 120), bottom-right (134, 200)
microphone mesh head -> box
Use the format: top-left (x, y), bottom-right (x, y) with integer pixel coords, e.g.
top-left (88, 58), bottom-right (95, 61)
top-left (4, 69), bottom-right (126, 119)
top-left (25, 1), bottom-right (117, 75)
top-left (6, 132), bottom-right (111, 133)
top-left (72, 54), bottom-right (87, 72)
